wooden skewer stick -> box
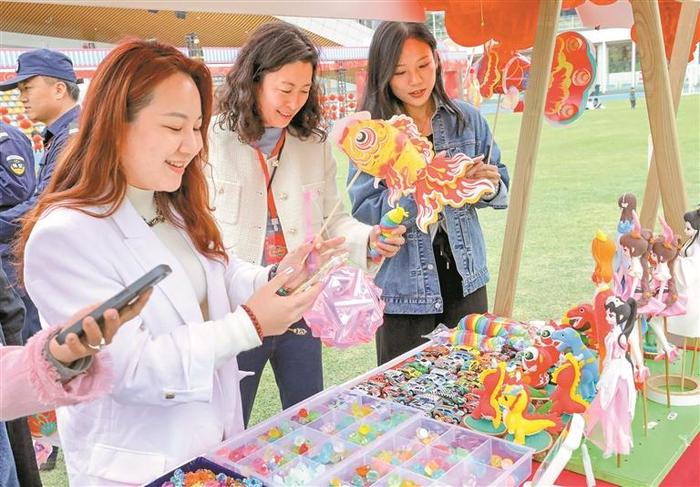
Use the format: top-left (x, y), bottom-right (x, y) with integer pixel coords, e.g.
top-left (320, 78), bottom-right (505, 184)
top-left (681, 337), bottom-right (688, 392)
top-left (663, 317), bottom-right (671, 408)
top-left (486, 94), bottom-right (502, 165)
top-left (638, 318), bottom-right (648, 436)
top-left (317, 169), bottom-right (362, 238)
top-left (692, 337), bottom-right (698, 377)
top-left (617, 453), bottom-right (621, 469)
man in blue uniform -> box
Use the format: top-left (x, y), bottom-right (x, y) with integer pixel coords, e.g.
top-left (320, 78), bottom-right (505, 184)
top-left (0, 122), bottom-right (35, 214)
top-left (0, 49), bottom-right (80, 341)
top-left (0, 48), bottom-right (80, 481)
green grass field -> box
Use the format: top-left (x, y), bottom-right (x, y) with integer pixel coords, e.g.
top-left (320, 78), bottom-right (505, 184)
top-left (39, 96), bottom-right (699, 485)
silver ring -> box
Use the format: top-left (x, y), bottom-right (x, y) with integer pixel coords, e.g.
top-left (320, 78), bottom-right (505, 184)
top-left (86, 337), bottom-right (106, 351)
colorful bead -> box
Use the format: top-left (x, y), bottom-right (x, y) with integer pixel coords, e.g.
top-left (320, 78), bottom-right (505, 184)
top-left (217, 442), bottom-right (260, 463)
top-left (350, 403), bottom-right (373, 418)
top-left (160, 467), bottom-right (248, 487)
top-left (273, 461), bottom-right (326, 486)
top-left (291, 407), bottom-right (322, 425)
top-left (415, 427), bottom-right (440, 445)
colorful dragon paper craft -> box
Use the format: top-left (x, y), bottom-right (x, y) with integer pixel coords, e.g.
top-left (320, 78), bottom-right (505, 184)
top-left (333, 112), bottom-right (496, 232)
top-left (550, 327), bottom-right (599, 401)
top-left (471, 362), bottom-right (508, 428)
top-left (498, 385), bottom-right (558, 445)
top-left (550, 353), bottom-right (590, 416)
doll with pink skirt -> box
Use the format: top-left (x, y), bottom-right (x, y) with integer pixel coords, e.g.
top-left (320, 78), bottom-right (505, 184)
top-left (585, 296), bottom-right (637, 458)
top-left (640, 217), bottom-right (686, 362)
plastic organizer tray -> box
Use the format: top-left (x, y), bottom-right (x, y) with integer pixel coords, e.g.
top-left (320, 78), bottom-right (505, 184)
top-left (207, 391), bottom-right (532, 486)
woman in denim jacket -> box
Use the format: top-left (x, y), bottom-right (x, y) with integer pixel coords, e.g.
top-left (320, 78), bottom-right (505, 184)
top-left (348, 22), bottom-right (510, 364)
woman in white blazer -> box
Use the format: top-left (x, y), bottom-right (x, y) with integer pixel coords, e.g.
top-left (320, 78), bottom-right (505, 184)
top-left (17, 40), bottom-right (336, 486)
top-left (208, 23), bottom-right (407, 426)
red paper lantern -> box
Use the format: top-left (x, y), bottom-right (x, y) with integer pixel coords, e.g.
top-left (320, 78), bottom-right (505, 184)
top-left (429, 0), bottom-right (618, 50)
top-left (631, 0), bottom-right (700, 62)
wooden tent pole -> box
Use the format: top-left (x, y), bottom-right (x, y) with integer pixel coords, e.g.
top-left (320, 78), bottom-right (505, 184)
top-left (493, 0), bottom-right (562, 316)
top-left (631, 0), bottom-right (689, 235)
top-left (639, 0), bottom-right (699, 229)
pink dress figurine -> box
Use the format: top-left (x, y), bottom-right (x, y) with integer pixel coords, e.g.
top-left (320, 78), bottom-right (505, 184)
top-left (585, 296), bottom-right (637, 458)
top-left (645, 217), bottom-right (686, 362)
top-left (614, 193), bottom-right (637, 297)
top-left (618, 211), bottom-right (651, 302)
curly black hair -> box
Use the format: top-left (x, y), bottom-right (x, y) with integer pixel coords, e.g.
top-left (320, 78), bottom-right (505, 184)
top-left (216, 22), bottom-right (325, 144)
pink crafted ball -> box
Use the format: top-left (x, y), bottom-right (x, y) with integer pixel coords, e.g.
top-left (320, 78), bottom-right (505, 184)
top-left (303, 265), bottom-right (385, 348)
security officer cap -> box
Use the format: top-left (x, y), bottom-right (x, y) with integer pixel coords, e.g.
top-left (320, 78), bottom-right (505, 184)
top-left (0, 49), bottom-right (79, 91)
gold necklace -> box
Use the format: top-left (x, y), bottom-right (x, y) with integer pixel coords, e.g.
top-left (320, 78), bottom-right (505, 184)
top-left (143, 206), bottom-right (166, 227)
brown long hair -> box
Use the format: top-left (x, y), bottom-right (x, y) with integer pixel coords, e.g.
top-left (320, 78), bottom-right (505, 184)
top-left (215, 22), bottom-right (325, 144)
top-left (16, 39), bottom-right (226, 280)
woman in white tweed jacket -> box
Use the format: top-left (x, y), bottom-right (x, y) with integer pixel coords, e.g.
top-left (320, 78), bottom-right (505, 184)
top-left (208, 23), bottom-right (406, 425)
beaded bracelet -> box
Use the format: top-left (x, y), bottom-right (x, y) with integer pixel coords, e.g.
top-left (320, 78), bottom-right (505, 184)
top-left (241, 304), bottom-right (264, 341)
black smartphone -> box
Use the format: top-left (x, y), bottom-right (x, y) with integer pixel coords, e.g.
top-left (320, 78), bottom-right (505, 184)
top-left (55, 264), bottom-right (172, 345)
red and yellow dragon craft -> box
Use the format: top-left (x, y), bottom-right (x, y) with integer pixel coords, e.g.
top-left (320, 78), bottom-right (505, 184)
top-left (332, 112), bottom-right (496, 232)
top-left (470, 362), bottom-right (508, 428)
top-left (550, 353), bottom-right (590, 416)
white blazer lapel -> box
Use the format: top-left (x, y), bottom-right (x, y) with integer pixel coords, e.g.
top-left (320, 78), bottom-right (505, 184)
top-left (111, 200), bottom-right (204, 325)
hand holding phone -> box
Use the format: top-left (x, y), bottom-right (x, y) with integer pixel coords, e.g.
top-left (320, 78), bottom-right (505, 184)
top-left (54, 265), bottom-right (171, 345)
top-left (49, 289), bottom-right (153, 364)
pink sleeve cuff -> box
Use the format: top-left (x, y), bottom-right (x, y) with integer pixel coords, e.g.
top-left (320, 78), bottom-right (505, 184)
top-left (27, 325), bottom-right (114, 407)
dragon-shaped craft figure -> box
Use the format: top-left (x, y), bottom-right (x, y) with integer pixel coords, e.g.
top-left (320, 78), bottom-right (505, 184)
top-left (521, 344), bottom-right (558, 389)
top-left (332, 112), bottom-right (496, 233)
top-left (470, 362), bottom-right (508, 429)
top-left (550, 353), bottom-right (590, 416)
top-left (551, 327), bottom-right (599, 401)
top-left (499, 385), bottom-right (559, 445)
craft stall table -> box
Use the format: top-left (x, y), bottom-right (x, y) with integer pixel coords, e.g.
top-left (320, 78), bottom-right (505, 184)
top-left (145, 311), bottom-right (700, 487)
